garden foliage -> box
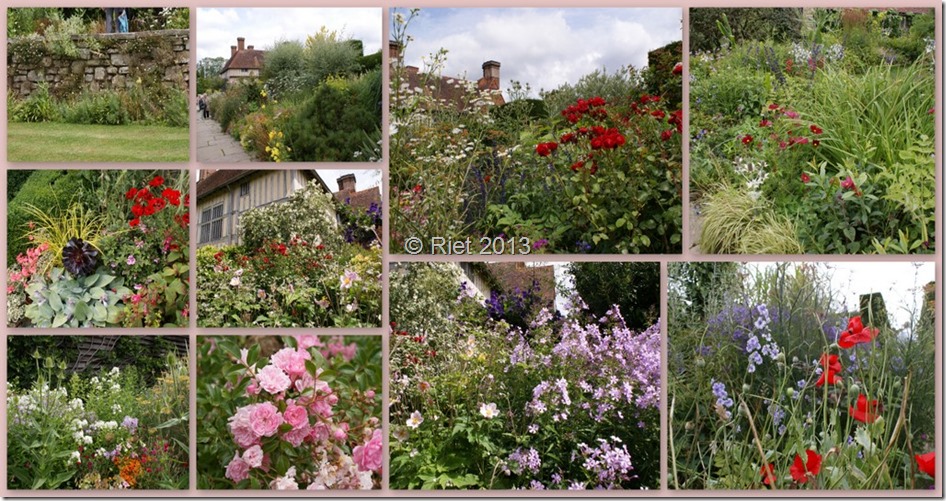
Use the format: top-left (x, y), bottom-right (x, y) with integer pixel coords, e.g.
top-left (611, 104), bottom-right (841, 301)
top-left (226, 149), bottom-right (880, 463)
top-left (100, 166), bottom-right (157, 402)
top-left (690, 8), bottom-right (935, 254)
top-left (196, 180), bottom-right (381, 328)
top-left (390, 9), bottom-right (682, 254)
top-left (205, 28), bottom-right (381, 162)
top-left (196, 336), bottom-right (381, 490)
top-left (7, 339), bottom-right (189, 489)
top-left (669, 263), bottom-right (936, 489)
top-left (7, 170), bottom-right (189, 328)
top-left (389, 263), bottom-right (661, 489)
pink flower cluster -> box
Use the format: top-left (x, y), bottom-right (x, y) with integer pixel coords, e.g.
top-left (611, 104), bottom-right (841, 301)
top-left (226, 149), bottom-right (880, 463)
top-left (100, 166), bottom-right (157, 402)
top-left (8, 244), bottom-right (49, 294)
top-left (223, 338), bottom-right (380, 490)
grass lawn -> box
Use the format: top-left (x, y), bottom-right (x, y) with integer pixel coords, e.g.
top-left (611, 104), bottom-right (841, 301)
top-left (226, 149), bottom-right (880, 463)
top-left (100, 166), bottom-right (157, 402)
top-left (8, 122), bottom-right (189, 162)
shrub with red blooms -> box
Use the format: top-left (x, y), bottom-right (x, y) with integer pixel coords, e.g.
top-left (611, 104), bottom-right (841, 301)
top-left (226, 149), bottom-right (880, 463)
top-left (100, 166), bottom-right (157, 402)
top-left (505, 92), bottom-right (682, 253)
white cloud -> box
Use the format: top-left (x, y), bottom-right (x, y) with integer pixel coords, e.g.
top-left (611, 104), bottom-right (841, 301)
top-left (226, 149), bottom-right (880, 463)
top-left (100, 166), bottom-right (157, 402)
top-left (197, 8), bottom-right (382, 61)
top-left (399, 8), bottom-right (681, 97)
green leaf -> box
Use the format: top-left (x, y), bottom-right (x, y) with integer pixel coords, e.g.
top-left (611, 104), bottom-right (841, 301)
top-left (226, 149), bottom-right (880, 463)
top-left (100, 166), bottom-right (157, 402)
top-left (52, 313), bottom-right (68, 328)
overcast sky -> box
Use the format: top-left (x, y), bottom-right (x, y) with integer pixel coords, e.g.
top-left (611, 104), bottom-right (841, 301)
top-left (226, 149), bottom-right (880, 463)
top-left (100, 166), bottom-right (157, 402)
top-left (197, 8), bottom-right (381, 61)
top-left (747, 262), bottom-right (935, 333)
top-left (317, 170), bottom-right (381, 195)
top-left (395, 8), bottom-right (681, 99)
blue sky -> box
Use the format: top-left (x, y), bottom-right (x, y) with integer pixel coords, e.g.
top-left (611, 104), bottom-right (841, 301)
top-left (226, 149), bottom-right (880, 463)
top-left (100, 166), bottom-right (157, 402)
top-left (394, 8), bottom-right (681, 98)
top-left (197, 8), bottom-right (381, 61)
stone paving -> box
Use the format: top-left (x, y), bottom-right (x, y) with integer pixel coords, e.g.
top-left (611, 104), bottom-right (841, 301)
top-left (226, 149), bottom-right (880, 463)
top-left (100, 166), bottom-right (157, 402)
top-left (196, 115), bottom-right (254, 163)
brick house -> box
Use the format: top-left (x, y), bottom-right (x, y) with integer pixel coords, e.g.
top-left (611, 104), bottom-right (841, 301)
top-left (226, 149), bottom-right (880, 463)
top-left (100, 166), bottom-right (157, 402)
top-left (219, 37), bottom-right (265, 84)
top-left (389, 40), bottom-right (505, 110)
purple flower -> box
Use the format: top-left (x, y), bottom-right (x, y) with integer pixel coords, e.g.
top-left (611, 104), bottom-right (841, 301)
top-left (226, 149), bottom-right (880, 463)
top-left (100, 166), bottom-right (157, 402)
top-left (126, 255), bottom-right (136, 266)
top-left (122, 415), bottom-right (138, 433)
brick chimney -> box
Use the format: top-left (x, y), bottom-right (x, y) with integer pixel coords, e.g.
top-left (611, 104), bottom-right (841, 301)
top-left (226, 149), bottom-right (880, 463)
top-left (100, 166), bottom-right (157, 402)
top-left (237, 37), bottom-right (245, 51)
top-left (230, 45), bottom-right (237, 57)
top-left (337, 174), bottom-right (356, 193)
top-left (478, 61), bottom-right (501, 91)
top-left (388, 40), bottom-right (403, 64)
top-left (247, 45), bottom-right (254, 50)
top-left (199, 169), bottom-right (217, 183)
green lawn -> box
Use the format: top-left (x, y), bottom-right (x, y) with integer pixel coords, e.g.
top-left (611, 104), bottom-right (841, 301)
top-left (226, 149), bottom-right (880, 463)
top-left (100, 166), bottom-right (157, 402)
top-left (8, 122), bottom-right (189, 162)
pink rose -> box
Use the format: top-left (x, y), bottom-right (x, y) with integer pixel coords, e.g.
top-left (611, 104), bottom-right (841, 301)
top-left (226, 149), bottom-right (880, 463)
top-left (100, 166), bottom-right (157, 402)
top-left (282, 424), bottom-right (310, 447)
top-left (257, 364), bottom-right (291, 394)
top-left (294, 371), bottom-right (316, 392)
top-left (225, 453), bottom-right (250, 482)
top-left (271, 348), bottom-right (311, 377)
top-left (333, 423), bottom-right (348, 442)
top-left (296, 335), bottom-right (322, 350)
top-left (352, 429), bottom-right (383, 472)
top-left (309, 422), bottom-right (331, 442)
top-left (228, 405), bottom-right (259, 448)
top-left (246, 379), bottom-right (260, 396)
top-left (242, 445), bottom-right (264, 468)
top-left (250, 402), bottom-right (284, 437)
top-left (283, 403), bottom-right (309, 429)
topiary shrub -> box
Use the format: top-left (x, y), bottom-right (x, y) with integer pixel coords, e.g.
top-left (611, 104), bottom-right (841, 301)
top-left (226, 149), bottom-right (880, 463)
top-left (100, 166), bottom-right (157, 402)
top-left (7, 170), bottom-right (86, 259)
top-left (281, 82), bottom-right (378, 161)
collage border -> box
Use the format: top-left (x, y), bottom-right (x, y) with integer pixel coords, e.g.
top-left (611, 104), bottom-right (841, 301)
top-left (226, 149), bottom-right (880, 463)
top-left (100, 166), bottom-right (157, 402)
top-left (0, 0), bottom-right (942, 497)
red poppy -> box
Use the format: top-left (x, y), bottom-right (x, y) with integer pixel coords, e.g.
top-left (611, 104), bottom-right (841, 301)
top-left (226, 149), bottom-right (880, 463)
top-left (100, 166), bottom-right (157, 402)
top-left (849, 394), bottom-right (880, 423)
top-left (560, 133), bottom-right (577, 144)
top-left (768, 103), bottom-right (780, 110)
top-left (916, 451), bottom-right (935, 478)
top-left (570, 160), bottom-right (585, 172)
top-left (760, 463), bottom-right (776, 486)
top-left (660, 129), bottom-right (674, 141)
top-left (789, 449), bottom-right (822, 483)
top-left (125, 188), bottom-right (138, 200)
top-left (129, 218), bottom-right (140, 227)
top-left (135, 188), bottom-right (152, 202)
top-left (741, 134), bottom-right (753, 145)
top-left (651, 110), bottom-right (666, 119)
top-left (816, 353), bottom-right (842, 387)
top-left (801, 173), bottom-right (811, 183)
top-left (810, 124), bottom-right (823, 134)
top-left (838, 316), bottom-right (878, 349)
top-left (672, 62), bottom-right (683, 75)
top-left (131, 204), bottom-right (145, 217)
top-left (149, 175), bottom-right (165, 187)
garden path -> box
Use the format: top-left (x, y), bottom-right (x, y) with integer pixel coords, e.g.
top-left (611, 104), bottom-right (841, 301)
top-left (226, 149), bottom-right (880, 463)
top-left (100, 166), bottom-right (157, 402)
top-left (196, 114), bottom-right (254, 163)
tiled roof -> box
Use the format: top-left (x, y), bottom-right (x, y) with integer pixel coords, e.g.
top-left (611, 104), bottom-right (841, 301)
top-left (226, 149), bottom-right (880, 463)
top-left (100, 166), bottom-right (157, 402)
top-left (221, 48), bottom-right (266, 73)
top-left (196, 169), bottom-right (254, 199)
top-left (334, 186), bottom-right (381, 210)
top-left (196, 169), bottom-right (330, 200)
top-left (393, 66), bottom-right (504, 111)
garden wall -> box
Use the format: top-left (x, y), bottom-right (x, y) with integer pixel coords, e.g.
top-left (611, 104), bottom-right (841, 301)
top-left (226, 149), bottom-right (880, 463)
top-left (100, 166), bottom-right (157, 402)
top-left (7, 29), bottom-right (189, 98)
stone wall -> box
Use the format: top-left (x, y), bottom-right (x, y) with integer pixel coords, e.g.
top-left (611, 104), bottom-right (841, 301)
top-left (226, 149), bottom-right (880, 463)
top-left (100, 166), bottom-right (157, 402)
top-left (7, 29), bottom-right (189, 98)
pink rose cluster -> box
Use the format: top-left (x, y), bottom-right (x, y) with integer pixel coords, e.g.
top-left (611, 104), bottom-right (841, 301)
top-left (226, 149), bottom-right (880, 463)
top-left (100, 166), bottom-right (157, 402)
top-left (223, 340), bottom-right (380, 489)
top-left (352, 429), bottom-right (383, 472)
